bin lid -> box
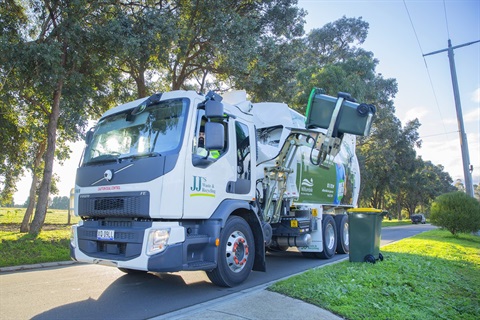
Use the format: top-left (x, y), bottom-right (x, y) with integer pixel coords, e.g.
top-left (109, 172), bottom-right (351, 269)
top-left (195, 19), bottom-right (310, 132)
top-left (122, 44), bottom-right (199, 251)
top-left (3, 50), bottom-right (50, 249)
top-left (347, 208), bottom-right (385, 214)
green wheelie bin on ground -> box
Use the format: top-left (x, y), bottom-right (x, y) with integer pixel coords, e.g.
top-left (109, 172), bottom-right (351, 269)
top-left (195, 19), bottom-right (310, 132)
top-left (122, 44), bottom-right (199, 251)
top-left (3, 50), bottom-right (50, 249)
top-left (347, 208), bottom-right (387, 263)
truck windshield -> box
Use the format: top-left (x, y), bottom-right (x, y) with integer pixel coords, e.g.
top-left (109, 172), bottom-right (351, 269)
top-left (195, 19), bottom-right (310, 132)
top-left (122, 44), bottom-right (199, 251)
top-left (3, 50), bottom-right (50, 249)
top-left (82, 98), bottom-right (188, 165)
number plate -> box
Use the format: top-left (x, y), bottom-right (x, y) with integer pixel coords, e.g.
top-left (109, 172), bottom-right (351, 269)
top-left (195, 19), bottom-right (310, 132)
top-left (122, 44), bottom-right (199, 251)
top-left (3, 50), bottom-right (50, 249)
top-left (97, 229), bottom-right (115, 240)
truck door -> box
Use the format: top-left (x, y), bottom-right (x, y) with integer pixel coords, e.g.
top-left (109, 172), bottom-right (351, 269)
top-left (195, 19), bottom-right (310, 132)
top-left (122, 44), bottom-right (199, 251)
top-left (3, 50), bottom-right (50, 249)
top-left (183, 108), bottom-right (236, 219)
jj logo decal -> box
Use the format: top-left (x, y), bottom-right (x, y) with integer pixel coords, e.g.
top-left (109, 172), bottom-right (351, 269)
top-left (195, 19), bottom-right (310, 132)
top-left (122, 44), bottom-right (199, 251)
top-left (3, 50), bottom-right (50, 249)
top-left (190, 176), bottom-right (216, 197)
top-left (191, 176), bottom-right (206, 192)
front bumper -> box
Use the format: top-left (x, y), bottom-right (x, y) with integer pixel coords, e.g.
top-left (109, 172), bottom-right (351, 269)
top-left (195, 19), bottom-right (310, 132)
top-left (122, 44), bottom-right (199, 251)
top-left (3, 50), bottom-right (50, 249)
top-left (70, 220), bottom-right (219, 272)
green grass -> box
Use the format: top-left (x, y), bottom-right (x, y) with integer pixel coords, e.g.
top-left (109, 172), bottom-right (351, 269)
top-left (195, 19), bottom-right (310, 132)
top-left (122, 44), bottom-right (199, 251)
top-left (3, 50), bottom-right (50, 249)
top-left (381, 218), bottom-right (415, 227)
top-left (0, 207), bottom-right (79, 224)
top-left (270, 229), bottom-right (480, 320)
top-left (0, 207), bottom-right (79, 267)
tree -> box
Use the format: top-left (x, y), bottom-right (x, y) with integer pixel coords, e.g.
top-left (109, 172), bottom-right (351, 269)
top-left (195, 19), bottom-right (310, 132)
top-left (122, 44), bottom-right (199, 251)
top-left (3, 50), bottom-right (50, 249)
top-left (1, 1), bottom-right (114, 235)
top-left (97, 1), bottom-right (176, 99)
top-left (430, 191), bottom-right (480, 235)
top-left (454, 179), bottom-right (465, 192)
top-left (401, 159), bottom-right (456, 216)
top-left (0, 0), bottom-right (30, 204)
top-left (50, 196), bottom-right (69, 210)
top-left (165, 0), bottom-right (306, 92)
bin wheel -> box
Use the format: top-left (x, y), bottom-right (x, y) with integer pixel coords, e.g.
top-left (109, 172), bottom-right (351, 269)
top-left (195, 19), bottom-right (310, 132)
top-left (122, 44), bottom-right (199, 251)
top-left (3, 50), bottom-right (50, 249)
top-left (379, 253), bottom-right (384, 261)
top-left (364, 254), bottom-right (376, 264)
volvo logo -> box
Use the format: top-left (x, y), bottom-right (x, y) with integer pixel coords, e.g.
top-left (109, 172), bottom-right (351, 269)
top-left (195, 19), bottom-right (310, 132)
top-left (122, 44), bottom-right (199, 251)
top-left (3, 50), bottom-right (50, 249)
top-left (104, 169), bottom-right (114, 181)
top-left (92, 164), bottom-right (133, 186)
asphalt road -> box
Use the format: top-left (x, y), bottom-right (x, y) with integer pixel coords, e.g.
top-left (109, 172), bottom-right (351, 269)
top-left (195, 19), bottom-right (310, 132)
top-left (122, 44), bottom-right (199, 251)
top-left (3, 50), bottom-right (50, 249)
top-left (0, 224), bottom-right (435, 319)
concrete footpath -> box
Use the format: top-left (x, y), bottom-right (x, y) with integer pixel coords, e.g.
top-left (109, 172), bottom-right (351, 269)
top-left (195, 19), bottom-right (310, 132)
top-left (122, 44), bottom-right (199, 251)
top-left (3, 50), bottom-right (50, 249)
top-left (152, 284), bottom-right (343, 320)
top-left (1, 261), bottom-right (344, 320)
top-left (152, 256), bottom-right (346, 320)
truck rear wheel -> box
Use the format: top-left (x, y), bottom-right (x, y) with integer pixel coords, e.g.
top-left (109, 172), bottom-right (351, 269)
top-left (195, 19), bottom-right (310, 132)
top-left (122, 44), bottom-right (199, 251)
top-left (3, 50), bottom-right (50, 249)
top-left (207, 216), bottom-right (255, 287)
top-left (301, 214), bottom-right (337, 259)
top-left (335, 214), bottom-right (349, 254)
top-left (319, 214), bottom-right (337, 259)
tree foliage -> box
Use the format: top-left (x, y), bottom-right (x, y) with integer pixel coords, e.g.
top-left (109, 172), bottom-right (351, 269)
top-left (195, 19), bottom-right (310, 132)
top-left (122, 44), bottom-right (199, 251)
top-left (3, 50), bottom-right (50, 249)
top-left (1, 0), bottom-right (114, 235)
top-left (430, 192), bottom-right (480, 235)
top-left (50, 196), bottom-right (69, 210)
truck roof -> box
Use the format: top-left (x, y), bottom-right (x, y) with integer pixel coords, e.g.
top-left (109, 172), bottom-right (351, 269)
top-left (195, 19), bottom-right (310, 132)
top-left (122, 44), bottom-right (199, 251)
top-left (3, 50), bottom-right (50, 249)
top-left (100, 91), bottom-right (204, 119)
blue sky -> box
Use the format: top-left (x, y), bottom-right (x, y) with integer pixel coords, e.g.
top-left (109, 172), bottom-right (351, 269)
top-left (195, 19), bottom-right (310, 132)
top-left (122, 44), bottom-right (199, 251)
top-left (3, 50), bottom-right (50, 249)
top-left (13, 0), bottom-right (480, 204)
top-left (298, 0), bottom-right (480, 186)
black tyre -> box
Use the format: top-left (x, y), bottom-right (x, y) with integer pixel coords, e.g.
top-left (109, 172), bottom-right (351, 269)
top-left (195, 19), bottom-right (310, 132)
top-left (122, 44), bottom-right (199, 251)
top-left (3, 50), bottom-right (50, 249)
top-left (334, 215), bottom-right (349, 254)
top-left (379, 252), bottom-right (384, 261)
top-left (364, 254), bottom-right (376, 264)
top-left (207, 216), bottom-right (255, 287)
top-left (301, 215), bottom-right (337, 259)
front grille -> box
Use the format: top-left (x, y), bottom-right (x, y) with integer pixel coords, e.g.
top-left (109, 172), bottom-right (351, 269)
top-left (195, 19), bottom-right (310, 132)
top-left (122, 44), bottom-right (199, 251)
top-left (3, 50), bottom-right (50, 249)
top-left (78, 191), bottom-right (149, 218)
top-left (95, 198), bottom-right (125, 211)
top-left (101, 220), bottom-right (133, 228)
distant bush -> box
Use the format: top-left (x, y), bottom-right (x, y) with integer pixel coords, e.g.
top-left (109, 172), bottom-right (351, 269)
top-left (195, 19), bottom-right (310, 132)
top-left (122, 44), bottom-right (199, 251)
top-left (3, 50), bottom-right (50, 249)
top-left (430, 192), bottom-right (480, 235)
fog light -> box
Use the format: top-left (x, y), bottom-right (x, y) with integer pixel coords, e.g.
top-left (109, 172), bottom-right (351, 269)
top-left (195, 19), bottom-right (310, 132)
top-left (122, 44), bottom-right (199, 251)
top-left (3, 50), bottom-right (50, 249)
top-left (147, 229), bottom-right (170, 255)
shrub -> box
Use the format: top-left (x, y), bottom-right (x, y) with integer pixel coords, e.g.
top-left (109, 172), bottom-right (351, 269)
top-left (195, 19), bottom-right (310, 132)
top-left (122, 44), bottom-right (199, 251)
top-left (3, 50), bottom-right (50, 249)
top-left (430, 191), bottom-right (480, 235)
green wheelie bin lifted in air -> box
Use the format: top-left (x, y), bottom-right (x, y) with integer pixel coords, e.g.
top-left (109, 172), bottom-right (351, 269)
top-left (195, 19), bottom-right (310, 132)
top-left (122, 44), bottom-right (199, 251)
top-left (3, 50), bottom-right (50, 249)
top-left (347, 208), bottom-right (388, 263)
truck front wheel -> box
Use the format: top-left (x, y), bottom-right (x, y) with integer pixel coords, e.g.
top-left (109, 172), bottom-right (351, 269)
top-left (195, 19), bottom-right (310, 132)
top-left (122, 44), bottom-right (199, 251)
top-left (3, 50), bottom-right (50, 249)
top-left (207, 215), bottom-right (255, 287)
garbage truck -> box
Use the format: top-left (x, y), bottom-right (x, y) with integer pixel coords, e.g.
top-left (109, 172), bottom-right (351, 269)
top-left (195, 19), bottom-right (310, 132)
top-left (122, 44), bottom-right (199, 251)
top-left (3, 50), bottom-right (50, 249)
top-left (70, 88), bottom-right (375, 287)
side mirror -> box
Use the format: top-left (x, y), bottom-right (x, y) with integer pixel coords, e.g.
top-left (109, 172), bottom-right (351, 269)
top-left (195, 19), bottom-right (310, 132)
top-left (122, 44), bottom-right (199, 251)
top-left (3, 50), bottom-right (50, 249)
top-left (85, 128), bottom-right (94, 145)
top-left (204, 122), bottom-right (224, 150)
top-left (205, 100), bottom-right (224, 118)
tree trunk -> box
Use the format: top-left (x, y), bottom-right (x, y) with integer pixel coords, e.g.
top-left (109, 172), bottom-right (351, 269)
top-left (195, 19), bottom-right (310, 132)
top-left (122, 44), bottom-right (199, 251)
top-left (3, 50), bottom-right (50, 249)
top-left (20, 141), bottom-right (46, 232)
top-left (20, 175), bottom-right (37, 233)
top-left (393, 189), bottom-right (402, 221)
top-left (29, 80), bottom-right (63, 236)
top-left (135, 70), bottom-right (147, 98)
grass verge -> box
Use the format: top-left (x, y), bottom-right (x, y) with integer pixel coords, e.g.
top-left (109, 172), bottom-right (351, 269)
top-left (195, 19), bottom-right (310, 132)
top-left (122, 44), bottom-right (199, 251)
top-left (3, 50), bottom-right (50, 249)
top-left (381, 219), bottom-right (415, 227)
top-left (270, 229), bottom-right (479, 320)
top-left (0, 208), bottom-right (79, 267)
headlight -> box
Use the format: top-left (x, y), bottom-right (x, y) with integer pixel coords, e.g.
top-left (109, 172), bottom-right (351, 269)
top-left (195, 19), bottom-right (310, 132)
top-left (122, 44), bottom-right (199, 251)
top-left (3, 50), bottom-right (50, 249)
top-left (146, 229), bottom-right (170, 255)
top-left (70, 226), bottom-right (77, 248)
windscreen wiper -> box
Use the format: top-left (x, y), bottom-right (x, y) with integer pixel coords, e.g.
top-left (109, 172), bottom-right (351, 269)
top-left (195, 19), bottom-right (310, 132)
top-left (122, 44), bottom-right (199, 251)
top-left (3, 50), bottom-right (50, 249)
top-left (85, 154), bottom-right (118, 166)
top-left (117, 152), bottom-right (161, 162)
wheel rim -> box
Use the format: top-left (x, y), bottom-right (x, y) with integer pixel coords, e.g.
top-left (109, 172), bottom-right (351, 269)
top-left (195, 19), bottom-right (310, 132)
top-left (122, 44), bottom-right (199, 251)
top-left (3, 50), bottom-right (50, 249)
top-left (225, 230), bottom-right (249, 273)
top-left (343, 222), bottom-right (349, 246)
top-left (325, 223), bottom-right (335, 250)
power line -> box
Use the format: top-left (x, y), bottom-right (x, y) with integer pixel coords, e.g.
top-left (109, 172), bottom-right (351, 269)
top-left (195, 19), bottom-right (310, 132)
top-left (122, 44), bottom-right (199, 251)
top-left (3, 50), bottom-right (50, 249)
top-left (403, 0), bottom-right (424, 53)
top-left (420, 130), bottom-right (458, 139)
top-left (403, 0), bottom-right (449, 137)
top-left (443, 0), bottom-right (451, 39)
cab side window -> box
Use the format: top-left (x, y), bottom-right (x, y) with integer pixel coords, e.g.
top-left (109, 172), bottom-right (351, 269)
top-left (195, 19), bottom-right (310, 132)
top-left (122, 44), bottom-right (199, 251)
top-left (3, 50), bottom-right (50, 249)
top-left (192, 109), bottom-right (228, 167)
top-left (236, 122), bottom-right (251, 180)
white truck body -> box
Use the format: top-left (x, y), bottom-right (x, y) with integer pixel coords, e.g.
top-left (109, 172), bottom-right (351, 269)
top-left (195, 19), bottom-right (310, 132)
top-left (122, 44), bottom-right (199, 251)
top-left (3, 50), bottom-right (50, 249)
top-left (70, 89), bottom-right (374, 286)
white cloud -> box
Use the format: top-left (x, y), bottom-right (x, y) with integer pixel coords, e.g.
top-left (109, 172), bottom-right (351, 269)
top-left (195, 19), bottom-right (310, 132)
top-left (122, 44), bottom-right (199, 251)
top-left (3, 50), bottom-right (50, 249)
top-left (472, 88), bottom-right (480, 103)
top-left (464, 107), bottom-right (480, 123)
top-left (403, 107), bottom-right (429, 123)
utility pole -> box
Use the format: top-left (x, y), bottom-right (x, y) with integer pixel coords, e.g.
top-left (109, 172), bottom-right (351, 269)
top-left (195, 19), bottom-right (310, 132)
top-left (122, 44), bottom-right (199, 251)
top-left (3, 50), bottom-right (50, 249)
top-left (423, 39), bottom-right (479, 198)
